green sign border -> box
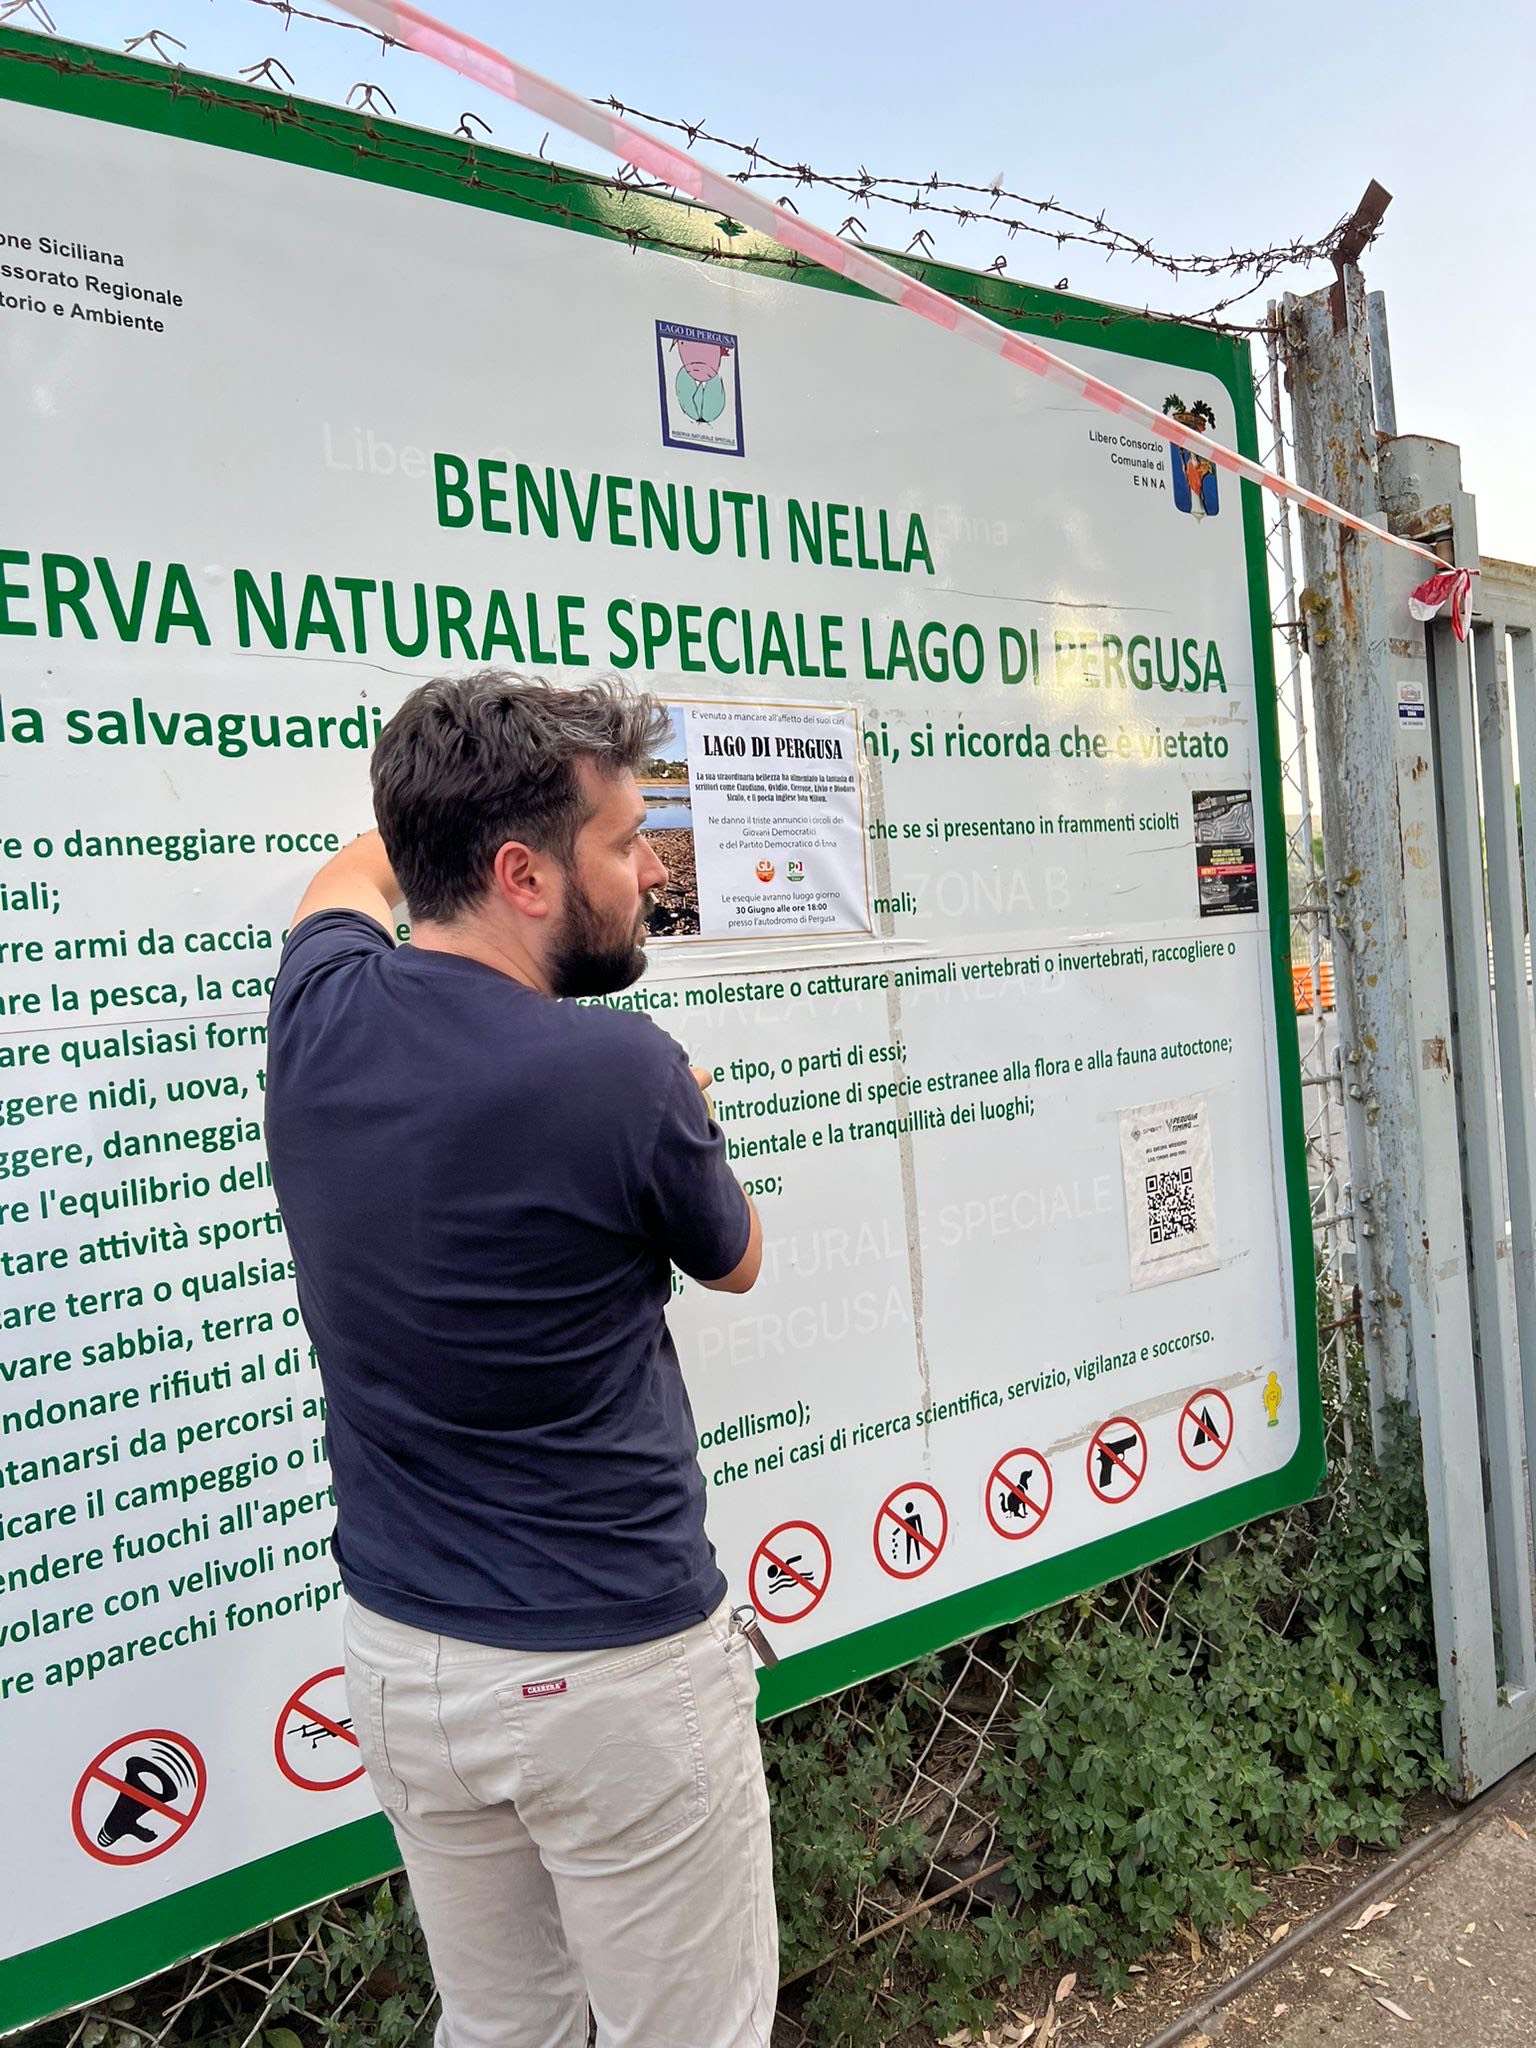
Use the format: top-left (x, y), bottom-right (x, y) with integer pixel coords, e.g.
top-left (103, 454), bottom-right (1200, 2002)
top-left (0, 27), bottom-right (1320, 2034)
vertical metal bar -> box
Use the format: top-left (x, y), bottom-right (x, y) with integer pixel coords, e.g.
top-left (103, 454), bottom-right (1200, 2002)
top-left (1388, 594), bottom-right (1500, 1787)
top-left (1263, 312), bottom-right (1353, 1452)
top-left (1506, 625), bottom-right (1536, 1555)
top-left (1432, 615), bottom-right (1536, 1694)
top-left (1366, 291), bottom-right (1398, 435)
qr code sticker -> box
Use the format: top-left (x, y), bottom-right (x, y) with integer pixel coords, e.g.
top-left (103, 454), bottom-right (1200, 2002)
top-left (1146, 1167), bottom-right (1197, 1245)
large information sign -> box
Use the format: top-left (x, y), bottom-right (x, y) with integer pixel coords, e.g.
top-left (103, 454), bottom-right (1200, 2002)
top-left (0, 33), bottom-right (1319, 2030)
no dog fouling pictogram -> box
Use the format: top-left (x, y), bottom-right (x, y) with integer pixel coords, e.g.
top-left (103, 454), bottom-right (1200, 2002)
top-left (985, 1449), bottom-right (1053, 1541)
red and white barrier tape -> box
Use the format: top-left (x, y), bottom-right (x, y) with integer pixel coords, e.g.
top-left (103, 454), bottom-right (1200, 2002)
top-left (337, 0), bottom-right (1467, 614)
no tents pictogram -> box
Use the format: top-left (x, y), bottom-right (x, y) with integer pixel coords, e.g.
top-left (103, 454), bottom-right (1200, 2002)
top-left (1179, 1388), bottom-right (1234, 1473)
top-left (1086, 1416), bottom-right (1147, 1504)
top-left (748, 1521), bottom-right (832, 1624)
top-left (873, 1483), bottom-right (948, 1579)
top-left (71, 1730), bottom-right (207, 1866)
top-left (274, 1667), bottom-right (365, 1791)
top-left (985, 1449), bottom-right (1053, 1541)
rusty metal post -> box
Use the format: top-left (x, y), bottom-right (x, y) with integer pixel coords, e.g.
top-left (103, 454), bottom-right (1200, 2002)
top-left (1282, 266), bottom-right (1426, 1432)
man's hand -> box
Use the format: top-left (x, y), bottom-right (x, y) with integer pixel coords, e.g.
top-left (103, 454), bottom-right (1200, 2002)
top-left (291, 830), bottom-right (401, 935)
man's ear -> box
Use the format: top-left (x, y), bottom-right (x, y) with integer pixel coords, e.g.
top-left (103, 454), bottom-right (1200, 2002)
top-left (489, 839), bottom-right (554, 921)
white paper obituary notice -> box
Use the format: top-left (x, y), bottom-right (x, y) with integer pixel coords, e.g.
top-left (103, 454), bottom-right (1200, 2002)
top-left (645, 701), bottom-right (872, 941)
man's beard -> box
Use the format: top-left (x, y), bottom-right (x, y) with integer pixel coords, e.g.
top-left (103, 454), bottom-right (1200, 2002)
top-left (547, 871), bottom-right (653, 998)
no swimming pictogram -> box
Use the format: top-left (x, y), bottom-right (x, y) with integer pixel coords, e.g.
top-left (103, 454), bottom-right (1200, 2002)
top-left (1086, 1416), bottom-right (1147, 1504)
top-left (71, 1730), bottom-right (207, 1866)
top-left (748, 1521), bottom-right (832, 1624)
top-left (985, 1449), bottom-right (1053, 1541)
top-left (1179, 1388), bottom-right (1234, 1473)
top-left (274, 1667), bottom-right (365, 1792)
top-left (873, 1483), bottom-right (948, 1579)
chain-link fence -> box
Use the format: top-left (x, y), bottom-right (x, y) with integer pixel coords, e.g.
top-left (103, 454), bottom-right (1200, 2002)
top-left (12, 318), bottom-right (1424, 2048)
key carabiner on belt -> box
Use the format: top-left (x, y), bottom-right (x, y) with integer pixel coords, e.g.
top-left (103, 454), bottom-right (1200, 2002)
top-left (730, 1602), bottom-right (779, 1668)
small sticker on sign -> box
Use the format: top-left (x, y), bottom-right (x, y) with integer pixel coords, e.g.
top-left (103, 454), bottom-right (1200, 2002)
top-left (1397, 681), bottom-right (1427, 725)
top-left (1120, 1095), bottom-right (1220, 1289)
top-left (1192, 789), bottom-right (1258, 917)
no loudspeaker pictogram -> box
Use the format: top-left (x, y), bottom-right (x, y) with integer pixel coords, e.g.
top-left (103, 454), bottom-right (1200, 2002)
top-left (275, 1667), bottom-right (365, 1791)
top-left (748, 1521), bottom-right (832, 1624)
top-left (71, 1730), bottom-right (207, 1866)
top-left (1086, 1416), bottom-right (1147, 1504)
top-left (985, 1449), bottom-right (1053, 1541)
top-left (874, 1483), bottom-right (948, 1579)
top-left (1179, 1388), bottom-right (1234, 1473)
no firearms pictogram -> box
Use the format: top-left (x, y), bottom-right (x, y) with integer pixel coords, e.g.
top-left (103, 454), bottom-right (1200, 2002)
top-left (1086, 1416), bottom-right (1147, 1504)
top-left (748, 1521), bottom-right (832, 1625)
top-left (1179, 1388), bottom-right (1234, 1473)
top-left (71, 1730), bottom-right (207, 1866)
top-left (985, 1449), bottom-right (1053, 1541)
top-left (275, 1667), bottom-right (365, 1791)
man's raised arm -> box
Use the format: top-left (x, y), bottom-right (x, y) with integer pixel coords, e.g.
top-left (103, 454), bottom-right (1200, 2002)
top-left (291, 830), bottom-right (401, 936)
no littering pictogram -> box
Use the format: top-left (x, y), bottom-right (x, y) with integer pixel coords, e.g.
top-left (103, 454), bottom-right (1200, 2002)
top-left (275, 1667), bottom-right (365, 1791)
top-left (748, 1521), bottom-right (832, 1624)
top-left (873, 1483), bottom-right (948, 1579)
top-left (985, 1449), bottom-right (1053, 1541)
top-left (1086, 1416), bottom-right (1147, 1504)
top-left (71, 1730), bottom-right (207, 1866)
top-left (1179, 1389), bottom-right (1234, 1474)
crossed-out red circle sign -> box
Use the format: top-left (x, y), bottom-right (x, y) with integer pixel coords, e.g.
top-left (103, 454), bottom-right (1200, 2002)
top-left (1179, 1389), bottom-right (1234, 1474)
top-left (873, 1483), bottom-right (948, 1579)
top-left (748, 1521), bottom-right (832, 1624)
top-left (985, 1449), bottom-right (1053, 1541)
top-left (71, 1729), bottom-right (207, 1866)
top-left (274, 1667), bottom-right (365, 1791)
top-left (1086, 1416), bottom-right (1147, 1504)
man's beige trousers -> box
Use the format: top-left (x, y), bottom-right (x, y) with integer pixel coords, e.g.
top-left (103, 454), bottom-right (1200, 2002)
top-left (343, 1598), bottom-right (778, 2048)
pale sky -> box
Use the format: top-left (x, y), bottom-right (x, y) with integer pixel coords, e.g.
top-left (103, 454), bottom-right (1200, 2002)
top-left (30, 0), bottom-right (1536, 560)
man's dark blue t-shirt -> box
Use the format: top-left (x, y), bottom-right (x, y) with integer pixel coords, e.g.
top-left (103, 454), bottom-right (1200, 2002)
top-left (264, 910), bottom-right (748, 1650)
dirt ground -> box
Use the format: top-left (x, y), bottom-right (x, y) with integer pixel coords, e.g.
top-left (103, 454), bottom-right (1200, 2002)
top-left (895, 1768), bottom-right (1536, 2048)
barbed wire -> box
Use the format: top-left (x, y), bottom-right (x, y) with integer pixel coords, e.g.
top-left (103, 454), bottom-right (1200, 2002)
top-left (88, 0), bottom-right (1360, 327)
top-left (0, 33), bottom-right (1282, 336)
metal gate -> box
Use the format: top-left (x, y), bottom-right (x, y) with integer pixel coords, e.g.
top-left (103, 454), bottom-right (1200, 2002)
top-left (1283, 269), bottom-right (1536, 1793)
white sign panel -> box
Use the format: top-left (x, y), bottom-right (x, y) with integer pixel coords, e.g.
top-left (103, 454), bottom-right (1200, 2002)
top-left (0, 38), bottom-right (1318, 2031)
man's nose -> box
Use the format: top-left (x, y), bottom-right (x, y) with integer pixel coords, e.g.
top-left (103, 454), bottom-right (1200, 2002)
top-left (639, 841), bottom-right (669, 890)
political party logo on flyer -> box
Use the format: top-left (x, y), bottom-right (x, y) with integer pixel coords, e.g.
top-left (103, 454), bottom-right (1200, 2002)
top-left (786, 860), bottom-right (805, 884)
top-left (274, 1667), bottom-right (365, 1792)
top-left (71, 1732), bottom-right (207, 1866)
top-left (754, 858), bottom-right (776, 884)
top-left (656, 321), bottom-right (744, 456)
top-left (1162, 394), bottom-right (1219, 519)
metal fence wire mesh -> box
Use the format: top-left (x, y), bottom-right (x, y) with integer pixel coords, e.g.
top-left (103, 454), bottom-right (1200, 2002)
top-left (17, 329), bottom-right (1367, 2048)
